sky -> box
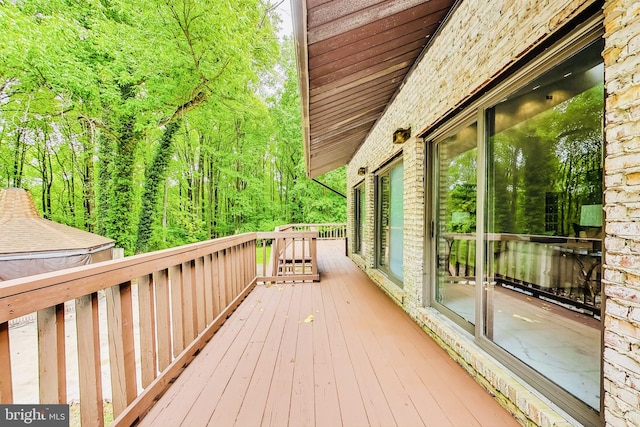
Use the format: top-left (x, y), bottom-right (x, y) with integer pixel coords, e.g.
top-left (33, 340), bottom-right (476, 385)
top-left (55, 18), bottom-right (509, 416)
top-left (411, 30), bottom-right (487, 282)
top-left (275, 0), bottom-right (293, 38)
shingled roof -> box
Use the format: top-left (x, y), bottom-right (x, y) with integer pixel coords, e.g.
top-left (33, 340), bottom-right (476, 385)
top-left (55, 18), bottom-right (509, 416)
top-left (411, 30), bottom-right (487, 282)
top-left (0, 188), bottom-right (114, 256)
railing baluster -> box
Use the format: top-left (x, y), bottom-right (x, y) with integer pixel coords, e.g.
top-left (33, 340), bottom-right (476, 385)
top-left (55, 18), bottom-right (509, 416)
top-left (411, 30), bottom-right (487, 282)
top-left (292, 238), bottom-right (297, 275)
top-left (154, 269), bottom-right (171, 372)
top-left (310, 236), bottom-right (318, 278)
top-left (56, 304), bottom-right (66, 403)
top-left (231, 246), bottom-right (237, 297)
top-left (249, 242), bottom-right (253, 281)
top-left (212, 252), bottom-right (222, 318)
top-left (219, 250), bottom-right (227, 307)
top-left (238, 244), bottom-right (242, 287)
top-left (224, 249), bottom-right (233, 305)
top-left (181, 261), bottom-right (196, 347)
top-left (106, 282), bottom-right (137, 417)
top-left (37, 305), bottom-right (66, 403)
top-left (302, 237), bottom-right (307, 275)
top-left (137, 274), bottom-right (157, 388)
top-left (242, 243), bottom-right (249, 286)
top-left (203, 254), bottom-right (214, 325)
top-left (233, 246), bottom-right (239, 296)
top-left (76, 293), bottom-right (103, 427)
top-left (169, 265), bottom-right (184, 356)
top-left (261, 240), bottom-right (268, 279)
top-left (271, 238), bottom-right (280, 277)
top-left (235, 245), bottom-right (242, 293)
top-left (195, 258), bottom-right (206, 334)
top-left (0, 321), bottom-right (12, 403)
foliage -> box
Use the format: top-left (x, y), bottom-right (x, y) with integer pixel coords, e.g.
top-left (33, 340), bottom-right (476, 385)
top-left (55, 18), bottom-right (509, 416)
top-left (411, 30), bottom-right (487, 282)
top-left (488, 83), bottom-right (604, 236)
top-left (0, 2), bottom-right (346, 254)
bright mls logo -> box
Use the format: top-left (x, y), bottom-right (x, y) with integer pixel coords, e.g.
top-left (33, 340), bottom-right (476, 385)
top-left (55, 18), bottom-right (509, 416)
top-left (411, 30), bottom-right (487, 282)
top-left (0, 405), bottom-right (68, 426)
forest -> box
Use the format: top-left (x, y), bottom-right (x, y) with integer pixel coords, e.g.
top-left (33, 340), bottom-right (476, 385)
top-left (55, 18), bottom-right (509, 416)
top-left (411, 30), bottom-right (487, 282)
top-left (0, 0), bottom-right (346, 255)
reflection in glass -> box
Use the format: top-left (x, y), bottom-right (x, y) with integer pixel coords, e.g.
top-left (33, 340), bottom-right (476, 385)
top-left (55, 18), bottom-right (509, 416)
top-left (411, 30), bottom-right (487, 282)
top-left (378, 161), bottom-right (404, 283)
top-left (354, 184), bottom-right (365, 255)
top-left (484, 41), bottom-right (603, 410)
top-left (435, 124), bottom-right (477, 325)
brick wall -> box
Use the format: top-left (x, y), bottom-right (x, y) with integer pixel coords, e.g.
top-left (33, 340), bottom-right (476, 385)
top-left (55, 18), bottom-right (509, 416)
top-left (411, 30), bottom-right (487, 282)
top-left (602, 1), bottom-right (640, 425)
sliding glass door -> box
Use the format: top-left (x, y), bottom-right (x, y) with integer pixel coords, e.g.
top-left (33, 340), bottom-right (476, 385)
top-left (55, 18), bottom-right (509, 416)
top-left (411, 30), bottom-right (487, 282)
top-left (427, 31), bottom-right (604, 424)
top-left (377, 158), bottom-right (404, 284)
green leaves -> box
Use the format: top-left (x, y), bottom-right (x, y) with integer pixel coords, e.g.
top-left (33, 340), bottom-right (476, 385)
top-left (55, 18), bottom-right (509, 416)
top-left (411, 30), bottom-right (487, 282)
top-left (1, 1), bottom-right (345, 254)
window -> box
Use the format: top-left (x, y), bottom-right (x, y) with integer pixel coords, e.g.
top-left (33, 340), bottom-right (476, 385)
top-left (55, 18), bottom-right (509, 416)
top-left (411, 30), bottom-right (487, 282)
top-left (353, 183), bottom-right (365, 255)
top-left (376, 158), bottom-right (404, 284)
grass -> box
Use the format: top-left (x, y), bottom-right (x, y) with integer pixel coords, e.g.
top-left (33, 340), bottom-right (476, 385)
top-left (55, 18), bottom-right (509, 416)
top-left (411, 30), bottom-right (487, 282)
top-left (70, 401), bottom-right (113, 427)
top-left (256, 245), bottom-right (271, 266)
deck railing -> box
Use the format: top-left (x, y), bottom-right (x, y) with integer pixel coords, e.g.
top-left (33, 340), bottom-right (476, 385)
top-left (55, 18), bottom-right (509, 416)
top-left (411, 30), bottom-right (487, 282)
top-left (276, 222), bottom-right (347, 239)
top-left (0, 225), bottom-right (340, 426)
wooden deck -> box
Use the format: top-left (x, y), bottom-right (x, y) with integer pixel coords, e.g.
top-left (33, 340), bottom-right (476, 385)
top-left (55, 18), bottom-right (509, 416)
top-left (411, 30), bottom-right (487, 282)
top-left (139, 240), bottom-right (519, 427)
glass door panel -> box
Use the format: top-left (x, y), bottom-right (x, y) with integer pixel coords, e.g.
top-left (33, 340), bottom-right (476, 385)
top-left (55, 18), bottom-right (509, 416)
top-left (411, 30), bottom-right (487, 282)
top-left (377, 159), bottom-right (404, 285)
top-left (484, 40), bottom-right (603, 410)
top-left (389, 164), bottom-right (404, 280)
top-left (435, 124), bottom-right (477, 325)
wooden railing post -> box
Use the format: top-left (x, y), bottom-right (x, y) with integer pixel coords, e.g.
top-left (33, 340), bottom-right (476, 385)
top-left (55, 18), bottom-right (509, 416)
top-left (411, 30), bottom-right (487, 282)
top-left (0, 321), bottom-right (12, 403)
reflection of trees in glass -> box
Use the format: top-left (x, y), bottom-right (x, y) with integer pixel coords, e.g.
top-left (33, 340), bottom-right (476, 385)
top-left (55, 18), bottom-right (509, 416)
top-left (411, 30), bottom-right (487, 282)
top-left (489, 84), bottom-right (603, 236)
top-left (378, 174), bottom-right (390, 267)
top-left (445, 148), bottom-right (477, 233)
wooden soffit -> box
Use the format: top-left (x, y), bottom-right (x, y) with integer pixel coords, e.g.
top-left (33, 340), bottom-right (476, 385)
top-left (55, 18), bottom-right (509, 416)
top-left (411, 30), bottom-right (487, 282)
top-left (293, 0), bottom-right (456, 178)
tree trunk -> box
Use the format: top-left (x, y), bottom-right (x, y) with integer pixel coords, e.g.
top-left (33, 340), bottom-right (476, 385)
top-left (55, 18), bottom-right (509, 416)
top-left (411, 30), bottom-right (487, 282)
top-left (135, 120), bottom-right (181, 253)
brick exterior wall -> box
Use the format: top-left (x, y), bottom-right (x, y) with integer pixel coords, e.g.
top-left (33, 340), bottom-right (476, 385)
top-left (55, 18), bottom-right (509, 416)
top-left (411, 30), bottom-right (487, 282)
top-left (342, 0), bottom-right (640, 425)
top-left (602, 1), bottom-right (640, 426)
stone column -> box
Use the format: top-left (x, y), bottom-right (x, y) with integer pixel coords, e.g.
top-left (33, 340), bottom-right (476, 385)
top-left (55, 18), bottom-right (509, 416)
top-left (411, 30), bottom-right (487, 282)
top-left (602, 1), bottom-right (640, 425)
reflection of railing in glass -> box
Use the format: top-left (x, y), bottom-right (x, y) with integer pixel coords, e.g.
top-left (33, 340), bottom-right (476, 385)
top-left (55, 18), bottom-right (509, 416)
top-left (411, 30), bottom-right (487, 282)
top-left (440, 233), bottom-right (601, 316)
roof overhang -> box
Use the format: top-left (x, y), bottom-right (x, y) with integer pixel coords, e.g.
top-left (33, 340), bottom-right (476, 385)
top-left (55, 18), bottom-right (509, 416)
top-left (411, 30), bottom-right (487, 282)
top-left (293, 0), bottom-right (457, 178)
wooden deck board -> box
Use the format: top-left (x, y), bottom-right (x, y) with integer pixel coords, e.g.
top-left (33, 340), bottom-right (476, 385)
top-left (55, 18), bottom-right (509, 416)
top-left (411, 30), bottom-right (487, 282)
top-left (323, 267), bottom-right (399, 427)
top-left (260, 282), bottom-right (302, 427)
top-left (139, 240), bottom-right (519, 427)
top-left (312, 269), bottom-right (369, 427)
top-left (234, 284), bottom-right (295, 426)
top-left (310, 282), bottom-right (342, 427)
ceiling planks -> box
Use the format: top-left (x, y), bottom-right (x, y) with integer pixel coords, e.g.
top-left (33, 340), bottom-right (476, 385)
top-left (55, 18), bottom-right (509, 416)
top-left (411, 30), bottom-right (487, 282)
top-left (294, 0), bottom-right (456, 178)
